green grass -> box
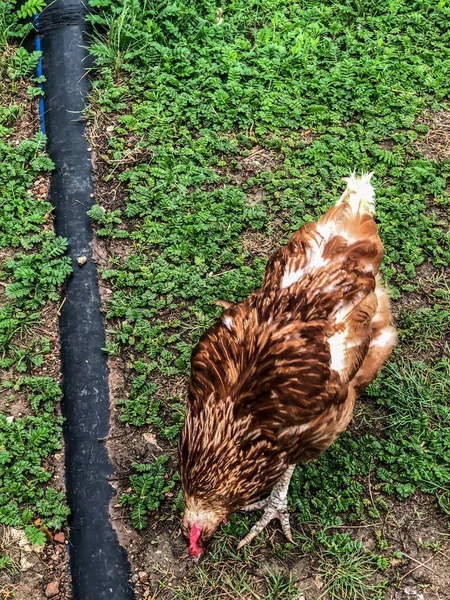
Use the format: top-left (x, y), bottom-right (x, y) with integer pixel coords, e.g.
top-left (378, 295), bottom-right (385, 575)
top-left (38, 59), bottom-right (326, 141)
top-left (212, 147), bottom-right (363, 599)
top-left (319, 546), bottom-right (386, 600)
top-left (0, 1), bottom-right (70, 554)
top-left (86, 0), bottom-right (450, 596)
top-left (172, 566), bottom-right (302, 600)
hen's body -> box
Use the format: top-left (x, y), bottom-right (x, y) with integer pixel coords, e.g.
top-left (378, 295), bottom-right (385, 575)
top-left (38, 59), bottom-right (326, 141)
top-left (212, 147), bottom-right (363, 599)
top-left (179, 174), bottom-right (396, 556)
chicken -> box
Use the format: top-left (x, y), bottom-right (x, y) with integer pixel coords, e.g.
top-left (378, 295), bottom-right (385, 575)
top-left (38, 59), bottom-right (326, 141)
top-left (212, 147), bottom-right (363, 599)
top-left (178, 173), bottom-right (397, 558)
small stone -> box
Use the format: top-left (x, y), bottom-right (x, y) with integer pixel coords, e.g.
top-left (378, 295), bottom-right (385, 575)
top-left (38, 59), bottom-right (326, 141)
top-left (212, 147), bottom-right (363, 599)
top-left (6, 416), bottom-right (14, 423)
top-left (20, 555), bottom-right (36, 572)
top-left (395, 588), bottom-right (425, 600)
top-left (143, 432), bottom-right (161, 448)
top-left (53, 532), bottom-right (65, 544)
top-left (45, 581), bottom-right (59, 598)
top-left (77, 256), bottom-right (87, 267)
top-left (55, 545), bottom-right (63, 554)
top-left (139, 571), bottom-right (148, 583)
top-left (106, 125), bottom-right (114, 132)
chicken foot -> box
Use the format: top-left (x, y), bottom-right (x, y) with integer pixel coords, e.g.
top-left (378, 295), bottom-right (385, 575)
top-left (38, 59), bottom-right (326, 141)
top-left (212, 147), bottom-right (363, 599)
top-left (237, 465), bottom-right (295, 549)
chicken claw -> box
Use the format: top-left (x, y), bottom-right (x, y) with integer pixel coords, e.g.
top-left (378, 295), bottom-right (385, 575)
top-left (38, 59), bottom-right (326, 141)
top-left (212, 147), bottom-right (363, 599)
top-left (237, 465), bottom-right (295, 549)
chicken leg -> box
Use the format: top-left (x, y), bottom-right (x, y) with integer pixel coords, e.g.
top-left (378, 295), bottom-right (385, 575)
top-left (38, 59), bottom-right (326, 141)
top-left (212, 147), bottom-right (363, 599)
top-left (237, 465), bottom-right (295, 549)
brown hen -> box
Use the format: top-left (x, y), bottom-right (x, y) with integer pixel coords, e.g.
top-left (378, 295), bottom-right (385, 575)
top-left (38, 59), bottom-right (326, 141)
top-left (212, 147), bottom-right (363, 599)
top-left (179, 173), bottom-right (396, 557)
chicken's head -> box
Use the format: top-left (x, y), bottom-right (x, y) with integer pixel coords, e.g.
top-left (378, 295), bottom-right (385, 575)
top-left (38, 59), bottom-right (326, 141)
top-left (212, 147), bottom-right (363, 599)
top-left (181, 504), bottom-right (227, 559)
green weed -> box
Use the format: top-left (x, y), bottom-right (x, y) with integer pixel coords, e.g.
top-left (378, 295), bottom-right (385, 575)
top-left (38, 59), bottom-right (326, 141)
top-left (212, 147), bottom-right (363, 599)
top-left (0, 554), bottom-right (13, 570)
top-left (119, 456), bottom-right (177, 529)
top-left (0, 379), bottom-right (69, 534)
top-left (0, 4), bottom-right (69, 546)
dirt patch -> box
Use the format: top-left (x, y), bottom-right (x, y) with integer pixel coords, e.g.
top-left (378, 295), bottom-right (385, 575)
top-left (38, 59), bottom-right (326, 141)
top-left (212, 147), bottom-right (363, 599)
top-left (241, 146), bottom-right (282, 174)
top-left (211, 144), bottom-right (285, 187)
top-left (86, 112), bottom-right (132, 214)
top-left (383, 495), bottom-right (450, 599)
top-left (242, 216), bottom-right (286, 261)
top-left (242, 229), bottom-right (277, 258)
top-left (415, 110), bottom-right (450, 161)
top-left (0, 526), bottom-right (71, 600)
top-left (121, 526), bottom-right (319, 600)
top-left (298, 129), bottom-right (317, 145)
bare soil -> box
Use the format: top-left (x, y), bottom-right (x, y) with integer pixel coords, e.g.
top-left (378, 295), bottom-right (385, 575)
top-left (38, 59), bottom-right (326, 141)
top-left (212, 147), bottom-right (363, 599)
top-left (0, 526), bottom-right (71, 600)
top-left (415, 110), bottom-right (450, 161)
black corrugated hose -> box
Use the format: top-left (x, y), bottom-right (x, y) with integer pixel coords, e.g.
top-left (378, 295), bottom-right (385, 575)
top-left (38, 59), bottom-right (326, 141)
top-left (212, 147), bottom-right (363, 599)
top-left (36, 1), bottom-right (135, 597)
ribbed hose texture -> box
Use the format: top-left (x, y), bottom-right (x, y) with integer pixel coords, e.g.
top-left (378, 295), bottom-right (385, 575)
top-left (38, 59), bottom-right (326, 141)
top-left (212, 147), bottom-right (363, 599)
top-left (39, 2), bottom-right (135, 597)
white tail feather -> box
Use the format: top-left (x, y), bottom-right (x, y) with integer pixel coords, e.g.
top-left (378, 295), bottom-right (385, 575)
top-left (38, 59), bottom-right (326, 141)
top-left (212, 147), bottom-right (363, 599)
top-left (337, 171), bottom-right (375, 216)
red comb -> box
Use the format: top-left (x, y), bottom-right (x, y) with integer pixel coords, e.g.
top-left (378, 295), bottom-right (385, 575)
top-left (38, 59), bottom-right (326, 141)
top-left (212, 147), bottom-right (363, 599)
top-left (189, 524), bottom-right (202, 558)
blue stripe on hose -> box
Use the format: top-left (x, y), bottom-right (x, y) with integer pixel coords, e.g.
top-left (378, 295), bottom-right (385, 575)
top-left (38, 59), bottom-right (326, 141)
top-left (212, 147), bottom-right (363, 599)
top-left (34, 13), bottom-right (46, 135)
